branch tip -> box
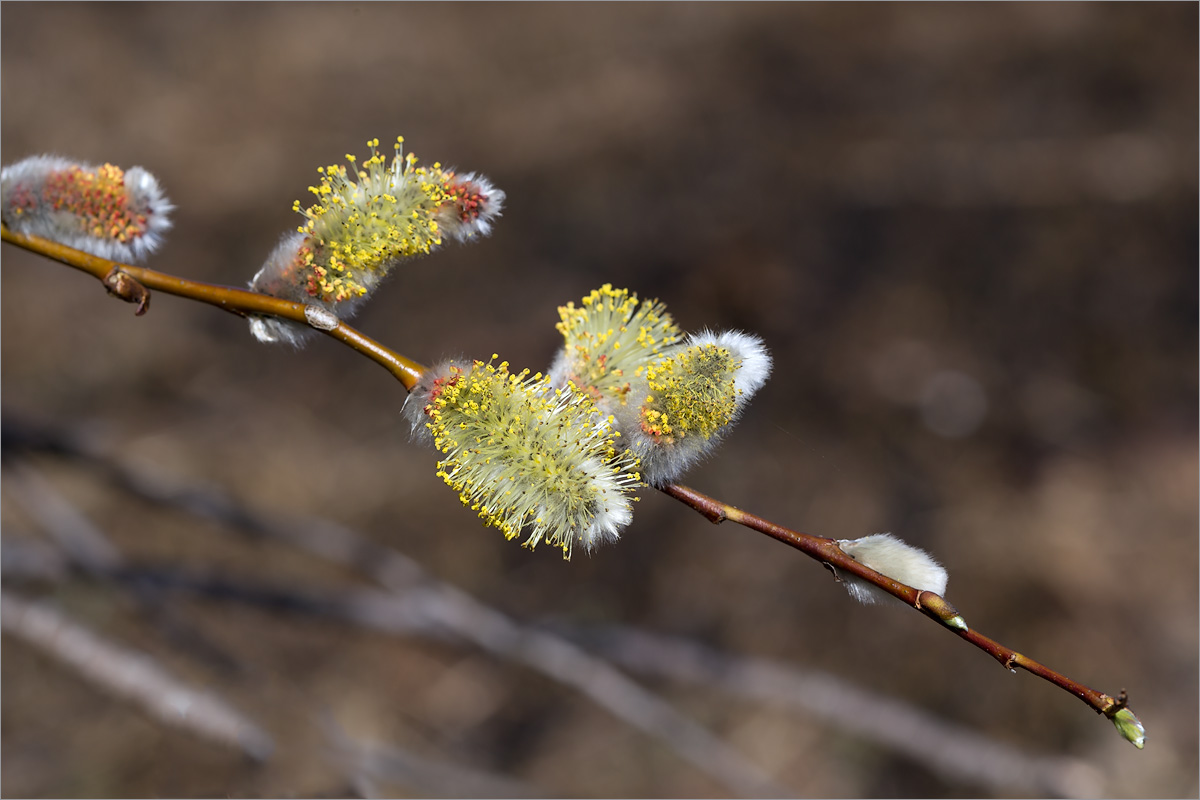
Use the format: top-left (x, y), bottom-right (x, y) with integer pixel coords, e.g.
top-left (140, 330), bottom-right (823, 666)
top-left (1108, 704), bottom-right (1146, 749)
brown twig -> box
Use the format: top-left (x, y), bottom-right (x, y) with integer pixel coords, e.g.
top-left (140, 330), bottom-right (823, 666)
top-left (2, 226), bottom-right (1145, 749)
top-left (0, 226), bottom-right (425, 390)
top-left (658, 482), bottom-right (1136, 729)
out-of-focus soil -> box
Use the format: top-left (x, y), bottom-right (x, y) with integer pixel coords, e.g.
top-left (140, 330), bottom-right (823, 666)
top-left (2, 4), bottom-right (1196, 798)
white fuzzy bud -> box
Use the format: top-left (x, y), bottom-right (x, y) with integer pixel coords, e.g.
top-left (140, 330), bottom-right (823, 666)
top-left (837, 533), bottom-right (948, 605)
top-left (432, 171), bottom-right (505, 241)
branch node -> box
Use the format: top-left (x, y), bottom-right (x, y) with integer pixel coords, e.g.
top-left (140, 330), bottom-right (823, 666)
top-left (102, 268), bottom-right (151, 316)
top-left (304, 304), bottom-right (340, 331)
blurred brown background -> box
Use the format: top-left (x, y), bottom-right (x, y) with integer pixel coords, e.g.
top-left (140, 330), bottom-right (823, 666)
top-left (2, 3), bottom-right (1196, 798)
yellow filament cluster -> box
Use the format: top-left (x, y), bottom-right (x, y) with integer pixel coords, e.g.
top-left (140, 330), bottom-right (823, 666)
top-left (640, 343), bottom-right (740, 442)
top-left (293, 137), bottom-right (449, 303)
top-left (554, 283), bottom-right (681, 403)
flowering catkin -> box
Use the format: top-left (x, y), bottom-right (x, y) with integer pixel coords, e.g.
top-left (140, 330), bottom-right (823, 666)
top-left (405, 358), bottom-right (642, 559)
top-left (248, 137), bottom-right (504, 345)
top-left (1, 155), bottom-right (173, 262)
top-left (616, 329), bottom-right (773, 486)
top-left (548, 284), bottom-right (682, 410)
top-left (836, 533), bottom-right (949, 605)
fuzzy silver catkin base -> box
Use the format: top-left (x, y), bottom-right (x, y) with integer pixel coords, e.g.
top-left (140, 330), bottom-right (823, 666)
top-left (837, 533), bottom-right (948, 605)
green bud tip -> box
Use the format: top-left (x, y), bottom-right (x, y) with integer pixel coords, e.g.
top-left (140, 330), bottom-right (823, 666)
top-left (1110, 707), bottom-right (1146, 749)
top-left (944, 614), bottom-right (968, 631)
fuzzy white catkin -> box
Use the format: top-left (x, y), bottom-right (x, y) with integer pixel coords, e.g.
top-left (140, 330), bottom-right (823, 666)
top-left (616, 329), bottom-right (773, 486)
top-left (837, 533), bottom-right (948, 605)
top-left (1, 155), bottom-right (173, 263)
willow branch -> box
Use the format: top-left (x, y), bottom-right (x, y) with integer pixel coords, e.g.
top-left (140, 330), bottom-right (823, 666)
top-left (3, 227), bottom-right (1144, 748)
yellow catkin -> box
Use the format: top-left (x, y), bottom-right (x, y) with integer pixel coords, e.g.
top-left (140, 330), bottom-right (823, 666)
top-left (422, 359), bottom-right (641, 559)
top-left (552, 284), bottom-right (681, 404)
top-left (640, 344), bottom-right (740, 443)
top-left (292, 138), bottom-right (448, 303)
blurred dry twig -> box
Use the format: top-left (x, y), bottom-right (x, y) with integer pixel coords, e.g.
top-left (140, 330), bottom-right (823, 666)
top-left (322, 714), bottom-right (542, 799)
top-left (0, 590), bottom-right (273, 760)
top-left (570, 625), bottom-right (1102, 798)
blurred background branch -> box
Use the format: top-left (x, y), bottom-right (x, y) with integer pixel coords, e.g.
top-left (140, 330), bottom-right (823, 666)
top-left (1, 590), bottom-right (274, 761)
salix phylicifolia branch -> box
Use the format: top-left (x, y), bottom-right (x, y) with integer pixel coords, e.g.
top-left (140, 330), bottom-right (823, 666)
top-left (1, 143), bottom-right (1145, 750)
top-left (3, 227), bottom-right (1148, 750)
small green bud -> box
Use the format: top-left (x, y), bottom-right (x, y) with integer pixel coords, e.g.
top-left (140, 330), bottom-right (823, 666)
top-left (1110, 707), bottom-right (1146, 749)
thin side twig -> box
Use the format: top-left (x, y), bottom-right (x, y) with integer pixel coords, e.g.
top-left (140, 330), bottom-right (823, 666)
top-left (659, 482), bottom-right (1132, 723)
top-left (0, 226), bottom-right (425, 390)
